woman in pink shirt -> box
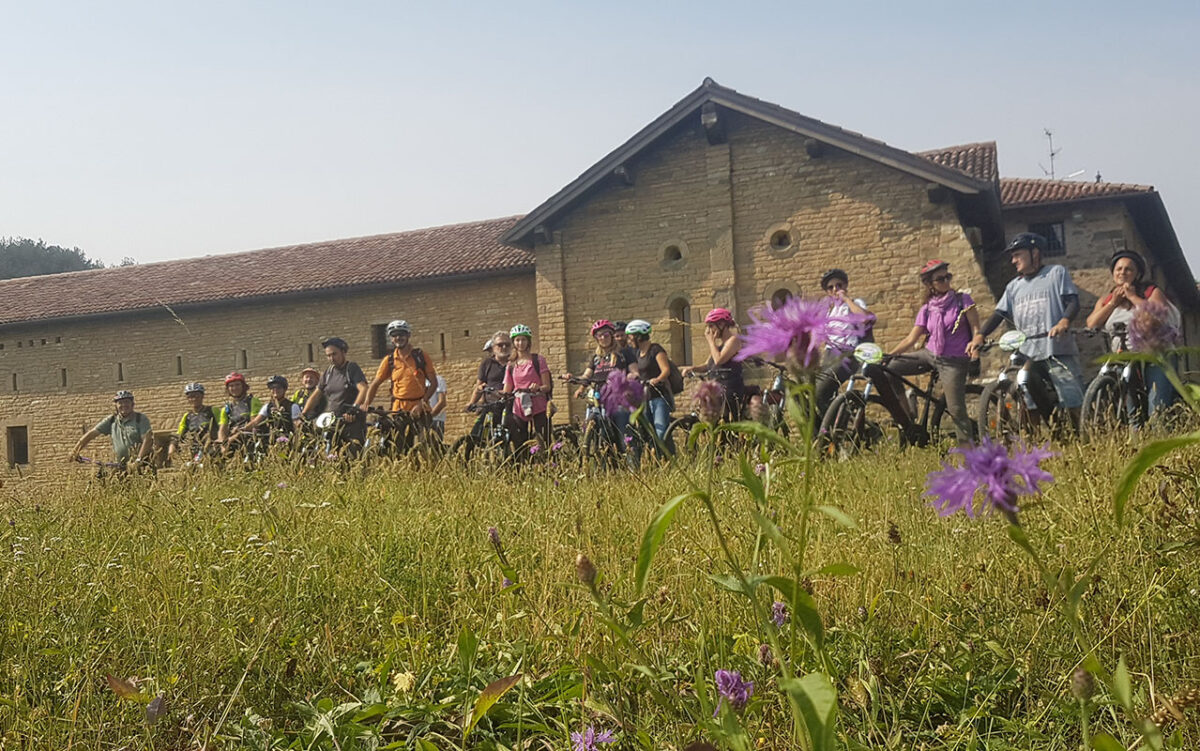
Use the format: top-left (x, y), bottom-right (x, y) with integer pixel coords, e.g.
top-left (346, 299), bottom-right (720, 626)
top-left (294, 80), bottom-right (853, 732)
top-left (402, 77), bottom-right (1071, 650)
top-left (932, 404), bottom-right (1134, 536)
top-left (502, 323), bottom-right (553, 449)
top-left (869, 260), bottom-right (980, 445)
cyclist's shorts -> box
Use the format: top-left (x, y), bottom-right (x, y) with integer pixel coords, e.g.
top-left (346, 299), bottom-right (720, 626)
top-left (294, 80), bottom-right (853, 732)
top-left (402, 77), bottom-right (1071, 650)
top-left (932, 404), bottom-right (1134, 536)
top-left (1023, 355), bottom-right (1084, 410)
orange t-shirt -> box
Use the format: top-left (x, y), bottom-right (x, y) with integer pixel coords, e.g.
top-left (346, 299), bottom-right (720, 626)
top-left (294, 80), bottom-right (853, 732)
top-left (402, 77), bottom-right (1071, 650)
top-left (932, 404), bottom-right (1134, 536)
top-left (374, 349), bottom-right (437, 408)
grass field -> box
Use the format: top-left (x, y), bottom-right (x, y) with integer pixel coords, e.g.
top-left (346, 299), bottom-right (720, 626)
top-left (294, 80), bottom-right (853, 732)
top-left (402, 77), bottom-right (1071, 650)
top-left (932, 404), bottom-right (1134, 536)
top-left (1, 435), bottom-right (1198, 749)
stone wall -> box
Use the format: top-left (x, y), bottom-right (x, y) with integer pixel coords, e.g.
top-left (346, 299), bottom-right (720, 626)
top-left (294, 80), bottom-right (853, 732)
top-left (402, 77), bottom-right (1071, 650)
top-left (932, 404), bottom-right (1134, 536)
top-left (0, 271), bottom-right (536, 485)
top-left (533, 111), bottom-right (987, 420)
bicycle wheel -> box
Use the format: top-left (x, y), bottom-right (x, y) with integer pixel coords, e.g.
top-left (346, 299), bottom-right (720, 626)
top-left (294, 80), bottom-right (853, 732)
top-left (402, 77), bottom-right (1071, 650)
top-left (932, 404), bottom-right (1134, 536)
top-left (930, 383), bottom-right (984, 444)
top-left (818, 391), bottom-right (883, 460)
top-left (1080, 374), bottom-right (1124, 439)
top-left (977, 380), bottom-right (1025, 442)
top-left (451, 435), bottom-right (478, 463)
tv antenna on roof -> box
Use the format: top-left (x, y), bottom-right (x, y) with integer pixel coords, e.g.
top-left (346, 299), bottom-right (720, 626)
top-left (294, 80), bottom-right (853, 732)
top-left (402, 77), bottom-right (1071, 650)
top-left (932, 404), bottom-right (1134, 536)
top-left (1038, 129), bottom-right (1061, 179)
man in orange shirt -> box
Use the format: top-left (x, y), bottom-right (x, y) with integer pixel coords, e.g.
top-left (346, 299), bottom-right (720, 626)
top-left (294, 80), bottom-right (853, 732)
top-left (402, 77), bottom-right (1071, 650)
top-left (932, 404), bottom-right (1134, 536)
top-left (361, 319), bottom-right (438, 420)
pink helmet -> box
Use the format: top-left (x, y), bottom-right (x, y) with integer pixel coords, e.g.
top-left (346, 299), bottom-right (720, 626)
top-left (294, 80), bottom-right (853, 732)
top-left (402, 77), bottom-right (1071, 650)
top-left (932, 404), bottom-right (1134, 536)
top-left (590, 319), bottom-right (615, 337)
top-left (704, 308), bottom-right (735, 325)
top-left (918, 259), bottom-right (949, 278)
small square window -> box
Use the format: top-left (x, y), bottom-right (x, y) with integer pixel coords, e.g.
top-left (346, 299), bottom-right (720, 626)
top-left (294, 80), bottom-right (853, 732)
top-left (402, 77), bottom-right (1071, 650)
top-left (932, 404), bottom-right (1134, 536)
top-left (371, 324), bottom-right (388, 359)
top-left (1028, 222), bottom-right (1066, 256)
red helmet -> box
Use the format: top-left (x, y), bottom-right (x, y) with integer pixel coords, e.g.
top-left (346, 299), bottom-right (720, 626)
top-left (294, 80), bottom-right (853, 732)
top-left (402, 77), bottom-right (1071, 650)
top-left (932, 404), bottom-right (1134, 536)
top-left (224, 372), bottom-right (246, 386)
top-left (590, 319), bottom-right (615, 337)
top-left (704, 308), bottom-right (735, 325)
top-left (918, 259), bottom-right (949, 278)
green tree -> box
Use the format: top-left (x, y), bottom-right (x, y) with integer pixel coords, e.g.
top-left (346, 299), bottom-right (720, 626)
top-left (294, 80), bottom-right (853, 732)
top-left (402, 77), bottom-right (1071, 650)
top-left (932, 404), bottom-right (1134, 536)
top-left (0, 237), bottom-right (105, 279)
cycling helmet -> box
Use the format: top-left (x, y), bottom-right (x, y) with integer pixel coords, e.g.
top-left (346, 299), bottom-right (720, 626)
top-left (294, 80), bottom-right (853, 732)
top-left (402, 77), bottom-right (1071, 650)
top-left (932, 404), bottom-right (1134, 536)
top-left (113, 390), bottom-right (134, 402)
top-left (613, 320), bottom-right (628, 331)
top-left (590, 319), bottom-right (615, 337)
top-left (704, 308), bottom-right (735, 325)
top-left (266, 375), bottom-right (289, 389)
top-left (224, 372), bottom-right (246, 386)
top-left (1005, 233), bottom-right (1047, 254)
top-left (183, 382), bottom-right (205, 395)
top-left (386, 319), bottom-right (411, 337)
top-left (918, 259), bottom-right (949, 278)
top-left (510, 323), bottom-right (533, 339)
top-left (820, 268), bottom-right (849, 288)
top-left (625, 319), bottom-right (652, 336)
top-left (320, 337), bottom-right (349, 352)
top-left (1109, 250), bottom-right (1146, 279)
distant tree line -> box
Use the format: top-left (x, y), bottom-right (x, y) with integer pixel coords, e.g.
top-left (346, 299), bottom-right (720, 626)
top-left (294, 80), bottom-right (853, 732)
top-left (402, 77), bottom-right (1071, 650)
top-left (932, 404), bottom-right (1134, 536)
top-left (0, 237), bottom-right (132, 280)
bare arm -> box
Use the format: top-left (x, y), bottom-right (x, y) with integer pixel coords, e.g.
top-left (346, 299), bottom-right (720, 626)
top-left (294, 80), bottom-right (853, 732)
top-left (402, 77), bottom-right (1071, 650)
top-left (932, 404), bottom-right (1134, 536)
top-left (137, 429), bottom-right (154, 462)
top-left (69, 429), bottom-right (101, 461)
top-left (360, 377), bottom-right (385, 407)
top-left (888, 326), bottom-right (926, 356)
top-left (301, 387), bottom-right (324, 417)
top-left (1086, 294), bottom-right (1117, 329)
top-left (711, 334), bottom-right (741, 367)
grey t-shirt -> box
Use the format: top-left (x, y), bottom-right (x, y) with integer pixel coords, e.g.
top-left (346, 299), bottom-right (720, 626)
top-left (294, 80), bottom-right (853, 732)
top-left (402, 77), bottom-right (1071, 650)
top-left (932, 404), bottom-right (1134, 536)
top-left (95, 412), bottom-right (152, 461)
top-left (319, 361), bottom-right (367, 414)
top-left (995, 264), bottom-right (1079, 360)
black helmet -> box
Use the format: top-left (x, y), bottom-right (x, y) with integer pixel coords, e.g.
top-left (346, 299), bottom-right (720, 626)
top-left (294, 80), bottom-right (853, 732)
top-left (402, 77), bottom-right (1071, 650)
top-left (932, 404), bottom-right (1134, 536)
top-left (820, 268), bottom-right (849, 288)
top-left (320, 336), bottom-right (349, 352)
top-left (266, 375), bottom-right (289, 389)
top-left (1005, 233), bottom-right (1048, 254)
top-left (113, 390), bottom-right (134, 402)
top-left (1109, 250), bottom-right (1146, 279)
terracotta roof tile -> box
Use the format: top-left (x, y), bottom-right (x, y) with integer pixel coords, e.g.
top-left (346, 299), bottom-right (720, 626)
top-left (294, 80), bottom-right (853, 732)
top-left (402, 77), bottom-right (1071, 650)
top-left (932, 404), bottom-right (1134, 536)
top-left (0, 216), bottom-right (530, 326)
top-left (1000, 177), bottom-right (1154, 206)
top-left (917, 142), bottom-right (999, 183)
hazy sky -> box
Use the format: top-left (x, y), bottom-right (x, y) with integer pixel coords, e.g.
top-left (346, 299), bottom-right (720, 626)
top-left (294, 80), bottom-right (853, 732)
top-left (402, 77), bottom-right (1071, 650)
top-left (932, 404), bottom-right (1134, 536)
top-left (3, 1), bottom-right (1198, 271)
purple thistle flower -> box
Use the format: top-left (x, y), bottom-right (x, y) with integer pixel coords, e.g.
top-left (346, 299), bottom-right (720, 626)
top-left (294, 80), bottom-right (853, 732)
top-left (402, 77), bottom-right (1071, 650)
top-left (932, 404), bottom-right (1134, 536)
top-left (1128, 300), bottom-right (1181, 353)
top-left (570, 725), bottom-right (616, 751)
top-left (276, 435), bottom-right (289, 444)
top-left (735, 297), bottom-right (871, 369)
top-left (754, 462), bottom-right (767, 476)
top-left (714, 669), bottom-right (754, 715)
top-left (487, 526), bottom-right (501, 550)
top-left (771, 601), bottom-right (788, 627)
top-left (529, 444), bottom-right (540, 455)
top-left (552, 441), bottom-right (564, 452)
top-left (758, 642), bottom-right (776, 668)
top-left (623, 435), bottom-right (633, 445)
top-left (276, 482), bottom-right (288, 489)
top-left (501, 577), bottom-right (514, 589)
top-left (600, 370), bottom-right (644, 415)
top-left (692, 380), bottom-right (726, 423)
top-left (924, 437), bottom-right (1055, 519)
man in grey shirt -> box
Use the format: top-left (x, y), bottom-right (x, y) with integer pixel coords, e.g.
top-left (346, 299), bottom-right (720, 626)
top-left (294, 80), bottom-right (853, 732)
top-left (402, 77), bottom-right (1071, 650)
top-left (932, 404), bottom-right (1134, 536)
top-left (302, 337), bottom-right (369, 453)
top-left (969, 232), bottom-right (1085, 421)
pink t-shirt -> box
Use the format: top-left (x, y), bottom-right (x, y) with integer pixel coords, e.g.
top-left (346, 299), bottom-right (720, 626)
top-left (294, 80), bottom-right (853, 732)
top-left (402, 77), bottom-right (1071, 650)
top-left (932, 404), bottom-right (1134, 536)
top-left (504, 355), bottom-right (550, 419)
top-left (915, 291), bottom-right (974, 358)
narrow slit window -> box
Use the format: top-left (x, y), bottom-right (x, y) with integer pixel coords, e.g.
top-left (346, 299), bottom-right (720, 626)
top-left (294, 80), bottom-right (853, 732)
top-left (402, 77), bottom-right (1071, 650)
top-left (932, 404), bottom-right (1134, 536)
top-left (60, 368), bottom-right (67, 388)
top-left (239, 350), bottom-right (248, 369)
top-left (117, 363), bottom-right (124, 382)
top-left (307, 343), bottom-right (315, 363)
top-left (176, 355), bottom-right (183, 376)
top-left (11, 373), bottom-right (16, 391)
top-left (439, 332), bottom-right (446, 355)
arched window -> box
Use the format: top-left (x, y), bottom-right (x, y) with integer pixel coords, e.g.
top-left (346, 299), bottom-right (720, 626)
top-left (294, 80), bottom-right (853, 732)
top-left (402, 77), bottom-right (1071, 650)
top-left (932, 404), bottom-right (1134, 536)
top-left (668, 298), bottom-right (692, 365)
top-left (770, 288), bottom-right (794, 310)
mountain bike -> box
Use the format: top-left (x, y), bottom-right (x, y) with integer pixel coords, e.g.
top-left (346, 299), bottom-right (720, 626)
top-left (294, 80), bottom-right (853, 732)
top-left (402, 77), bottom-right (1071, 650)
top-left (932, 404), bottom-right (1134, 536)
top-left (363, 406), bottom-right (443, 461)
top-left (452, 389), bottom-right (515, 465)
top-left (561, 373), bottom-right (627, 471)
top-left (976, 328), bottom-right (1099, 441)
top-left (744, 357), bottom-right (794, 435)
top-left (74, 455), bottom-right (156, 480)
top-left (818, 343), bottom-right (983, 460)
top-left (1080, 323), bottom-right (1150, 437)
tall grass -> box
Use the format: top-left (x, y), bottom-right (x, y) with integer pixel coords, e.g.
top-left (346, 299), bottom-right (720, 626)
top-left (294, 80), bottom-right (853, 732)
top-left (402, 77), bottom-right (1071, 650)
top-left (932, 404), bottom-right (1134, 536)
top-left (1, 437), bottom-right (1198, 749)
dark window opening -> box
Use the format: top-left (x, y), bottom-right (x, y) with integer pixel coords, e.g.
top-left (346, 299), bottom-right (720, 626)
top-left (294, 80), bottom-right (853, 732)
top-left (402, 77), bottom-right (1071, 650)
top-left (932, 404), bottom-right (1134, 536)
top-left (40, 339), bottom-right (46, 345)
top-left (771, 288), bottom-right (794, 310)
top-left (239, 350), bottom-right (248, 369)
top-left (55, 336), bottom-right (62, 344)
top-left (176, 355), bottom-right (183, 376)
top-left (664, 245), bottom-right (682, 262)
top-left (439, 332), bottom-right (446, 355)
top-left (371, 324), bottom-right (388, 359)
top-left (1028, 222), bottom-right (1066, 256)
top-left (7, 426), bottom-right (29, 467)
top-left (17, 341), bottom-right (22, 348)
top-left (10, 373), bottom-right (16, 391)
top-left (307, 343), bottom-right (315, 363)
top-left (770, 230), bottom-right (793, 251)
top-left (117, 363), bottom-right (124, 382)
top-left (463, 329), bottom-right (470, 338)
top-left (668, 299), bottom-right (692, 366)
top-left (60, 368), bottom-right (67, 388)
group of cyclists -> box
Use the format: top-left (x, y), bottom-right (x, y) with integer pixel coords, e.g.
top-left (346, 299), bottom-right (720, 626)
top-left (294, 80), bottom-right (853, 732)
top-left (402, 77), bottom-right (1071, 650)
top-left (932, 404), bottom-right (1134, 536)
top-left (68, 231), bottom-right (1184, 472)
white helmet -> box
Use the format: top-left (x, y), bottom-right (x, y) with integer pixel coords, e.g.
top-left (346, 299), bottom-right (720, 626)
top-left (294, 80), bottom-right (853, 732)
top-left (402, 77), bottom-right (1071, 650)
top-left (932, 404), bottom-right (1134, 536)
top-left (386, 319), bottom-right (412, 337)
top-left (625, 319), bottom-right (652, 336)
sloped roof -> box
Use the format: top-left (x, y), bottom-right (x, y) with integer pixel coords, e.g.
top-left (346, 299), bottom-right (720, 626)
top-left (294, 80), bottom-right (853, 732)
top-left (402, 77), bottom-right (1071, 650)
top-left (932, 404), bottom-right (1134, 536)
top-left (0, 216), bottom-right (531, 327)
top-left (917, 142), bottom-right (999, 184)
top-left (1000, 177), bottom-right (1154, 207)
top-left (502, 78), bottom-right (993, 248)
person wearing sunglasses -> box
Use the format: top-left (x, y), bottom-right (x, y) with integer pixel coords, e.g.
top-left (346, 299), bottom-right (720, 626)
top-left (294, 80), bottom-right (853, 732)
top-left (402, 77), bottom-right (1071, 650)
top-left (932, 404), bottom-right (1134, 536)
top-left (467, 330), bottom-right (513, 410)
top-left (867, 260), bottom-right (980, 445)
top-left (813, 268), bottom-right (875, 428)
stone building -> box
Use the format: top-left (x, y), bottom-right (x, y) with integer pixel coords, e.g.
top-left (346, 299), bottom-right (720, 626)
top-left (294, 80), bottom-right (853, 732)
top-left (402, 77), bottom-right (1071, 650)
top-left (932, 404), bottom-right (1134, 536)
top-left (2, 79), bottom-right (1195, 484)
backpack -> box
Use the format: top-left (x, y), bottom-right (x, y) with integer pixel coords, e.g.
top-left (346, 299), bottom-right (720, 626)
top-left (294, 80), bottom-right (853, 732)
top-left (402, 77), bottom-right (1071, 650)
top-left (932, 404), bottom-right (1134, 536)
top-left (390, 347), bottom-right (429, 380)
top-left (666, 359), bottom-right (685, 395)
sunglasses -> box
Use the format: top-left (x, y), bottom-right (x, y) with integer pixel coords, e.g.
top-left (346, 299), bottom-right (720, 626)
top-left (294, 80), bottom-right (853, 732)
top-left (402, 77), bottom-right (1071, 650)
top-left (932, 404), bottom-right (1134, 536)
top-left (493, 342), bottom-right (512, 349)
top-left (931, 273), bottom-right (953, 283)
